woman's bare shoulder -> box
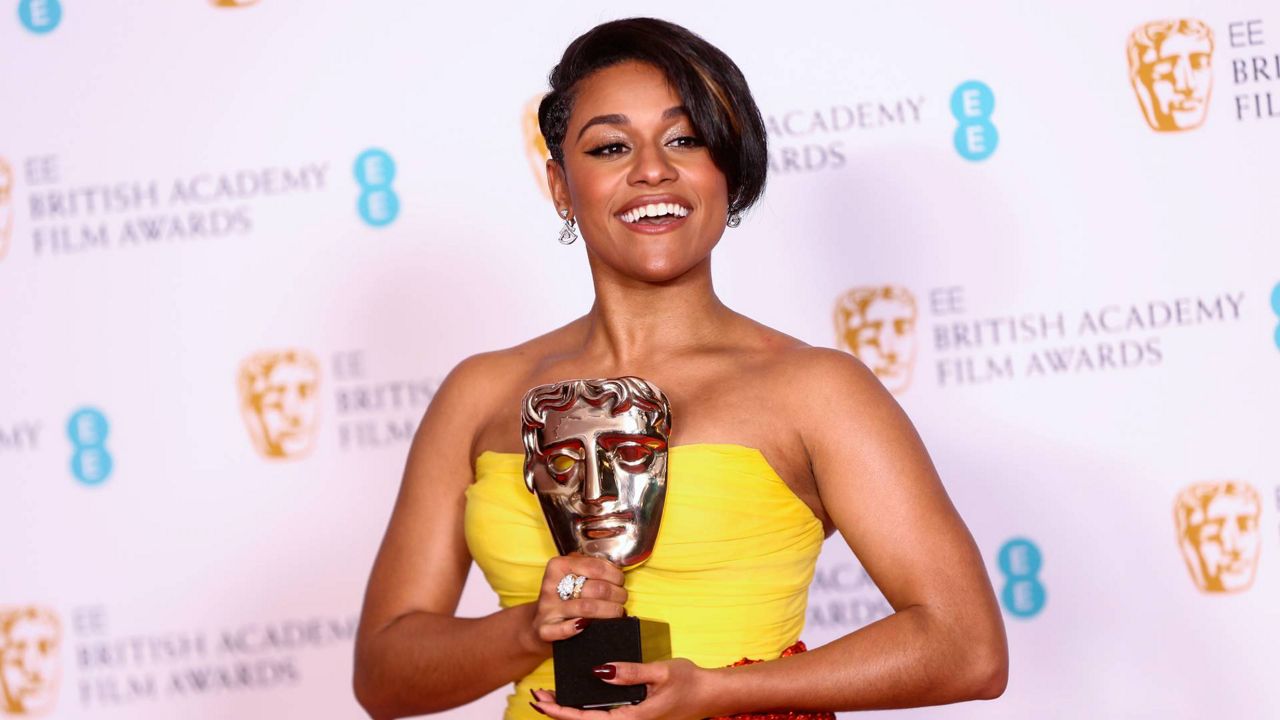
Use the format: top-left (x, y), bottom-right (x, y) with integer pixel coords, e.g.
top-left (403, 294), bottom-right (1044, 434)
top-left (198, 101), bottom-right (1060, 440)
top-left (431, 320), bottom-right (588, 454)
top-left (725, 315), bottom-right (888, 415)
top-left (728, 314), bottom-right (866, 377)
top-left (443, 319), bottom-right (585, 392)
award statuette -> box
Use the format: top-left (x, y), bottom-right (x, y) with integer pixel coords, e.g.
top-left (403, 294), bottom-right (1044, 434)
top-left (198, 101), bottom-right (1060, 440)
top-left (522, 377), bottom-right (674, 709)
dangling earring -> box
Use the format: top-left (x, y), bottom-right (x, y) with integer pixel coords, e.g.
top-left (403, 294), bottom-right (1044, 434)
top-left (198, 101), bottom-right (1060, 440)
top-left (558, 208), bottom-right (578, 245)
top-left (726, 210), bottom-right (742, 228)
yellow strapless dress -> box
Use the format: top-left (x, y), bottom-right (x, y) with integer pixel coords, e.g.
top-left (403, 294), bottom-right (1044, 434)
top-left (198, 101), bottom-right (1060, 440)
top-left (465, 444), bottom-right (825, 720)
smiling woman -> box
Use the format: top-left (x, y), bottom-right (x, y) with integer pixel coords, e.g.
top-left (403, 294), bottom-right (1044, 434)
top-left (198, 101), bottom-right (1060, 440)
top-left (353, 16), bottom-right (1007, 720)
top-left (537, 19), bottom-right (767, 222)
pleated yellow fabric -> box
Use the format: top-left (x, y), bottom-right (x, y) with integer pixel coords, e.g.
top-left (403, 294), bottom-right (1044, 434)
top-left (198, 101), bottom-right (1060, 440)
top-left (465, 444), bottom-right (824, 720)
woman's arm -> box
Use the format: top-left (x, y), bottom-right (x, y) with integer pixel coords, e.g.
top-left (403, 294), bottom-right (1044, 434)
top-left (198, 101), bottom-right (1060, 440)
top-left (700, 347), bottom-right (1008, 712)
top-left (353, 355), bottom-right (547, 718)
top-left (533, 348), bottom-right (1007, 719)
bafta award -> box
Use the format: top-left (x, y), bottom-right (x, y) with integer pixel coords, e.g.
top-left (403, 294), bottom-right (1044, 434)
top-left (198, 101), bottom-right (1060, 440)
top-left (521, 377), bottom-right (673, 709)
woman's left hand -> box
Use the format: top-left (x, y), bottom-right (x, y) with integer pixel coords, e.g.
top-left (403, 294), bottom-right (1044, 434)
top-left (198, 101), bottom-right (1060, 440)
top-left (529, 658), bottom-right (718, 720)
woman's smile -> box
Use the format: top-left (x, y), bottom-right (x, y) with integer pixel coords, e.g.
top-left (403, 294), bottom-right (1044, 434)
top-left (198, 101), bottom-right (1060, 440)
top-left (615, 193), bottom-right (693, 234)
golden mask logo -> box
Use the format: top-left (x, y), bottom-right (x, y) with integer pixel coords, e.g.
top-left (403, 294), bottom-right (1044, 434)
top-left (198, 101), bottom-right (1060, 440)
top-left (238, 349), bottom-right (320, 459)
top-left (523, 94), bottom-right (551, 199)
top-left (0, 157), bottom-right (13, 262)
top-left (834, 286), bottom-right (917, 394)
top-left (210, 0), bottom-right (260, 7)
top-left (1174, 481), bottom-right (1261, 594)
top-left (1127, 19), bottom-right (1214, 132)
top-left (0, 607), bottom-right (61, 716)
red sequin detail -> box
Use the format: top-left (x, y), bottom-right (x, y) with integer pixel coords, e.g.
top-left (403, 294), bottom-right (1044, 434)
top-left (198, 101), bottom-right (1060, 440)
top-left (707, 641), bottom-right (837, 720)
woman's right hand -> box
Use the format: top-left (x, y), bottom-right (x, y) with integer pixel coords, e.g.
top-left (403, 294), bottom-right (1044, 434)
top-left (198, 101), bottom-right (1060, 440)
top-left (532, 553), bottom-right (628, 645)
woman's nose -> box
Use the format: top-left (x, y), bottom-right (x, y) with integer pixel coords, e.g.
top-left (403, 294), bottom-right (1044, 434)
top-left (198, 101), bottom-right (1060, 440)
top-left (627, 143), bottom-right (677, 186)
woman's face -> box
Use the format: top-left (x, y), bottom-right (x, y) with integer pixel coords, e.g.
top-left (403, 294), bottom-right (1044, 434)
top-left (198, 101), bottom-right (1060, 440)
top-left (548, 61), bottom-right (730, 282)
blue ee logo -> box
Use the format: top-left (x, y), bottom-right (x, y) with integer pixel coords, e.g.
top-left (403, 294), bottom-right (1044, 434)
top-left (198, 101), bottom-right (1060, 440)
top-left (951, 80), bottom-right (998, 161)
top-left (67, 407), bottom-right (113, 486)
top-left (18, 0), bottom-right (62, 34)
top-left (1270, 281), bottom-right (1280, 350)
top-left (997, 538), bottom-right (1045, 618)
top-left (354, 148), bottom-right (400, 227)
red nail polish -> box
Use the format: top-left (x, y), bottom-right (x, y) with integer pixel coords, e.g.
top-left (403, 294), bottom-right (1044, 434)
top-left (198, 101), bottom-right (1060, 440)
top-left (592, 664), bottom-right (617, 680)
top-left (574, 618), bottom-right (590, 631)
top-left (529, 701), bottom-right (547, 715)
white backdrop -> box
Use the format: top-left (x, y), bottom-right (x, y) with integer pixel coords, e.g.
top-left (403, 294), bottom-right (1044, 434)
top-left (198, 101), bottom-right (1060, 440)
top-left (2, 1), bottom-right (1277, 718)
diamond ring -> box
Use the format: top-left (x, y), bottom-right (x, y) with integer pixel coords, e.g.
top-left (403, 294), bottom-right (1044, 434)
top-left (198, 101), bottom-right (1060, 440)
top-left (556, 573), bottom-right (588, 601)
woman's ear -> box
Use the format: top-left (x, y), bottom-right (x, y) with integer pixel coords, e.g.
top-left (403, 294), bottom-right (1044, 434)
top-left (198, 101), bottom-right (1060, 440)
top-left (546, 159), bottom-right (571, 219)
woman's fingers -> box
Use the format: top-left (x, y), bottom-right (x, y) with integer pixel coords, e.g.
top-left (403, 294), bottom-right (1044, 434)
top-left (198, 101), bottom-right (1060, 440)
top-left (541, 575), bottom-right (627, 605)
top-left (561, 596), bottom-right (627, 619)
top-left (548, 554), bottom-right (625, 588)
top-left (531, 688), bottom-right (554, 703)
top-left (534, 554), bottom-right (628, 650)
top-left (594, 661), bottom-right (660, 686)
top-left (531, 659), bottom-right (699, 719)
top-left (531, 689), bottom-right (627, 720)
top-left (537, 617), bottom-right (591, 643)
top-left (579, 578), bottom-right (627, 604)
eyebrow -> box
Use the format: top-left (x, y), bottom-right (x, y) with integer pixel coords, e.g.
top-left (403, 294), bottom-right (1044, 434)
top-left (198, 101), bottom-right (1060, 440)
top-left (575, 106), bottom-right (689, 141)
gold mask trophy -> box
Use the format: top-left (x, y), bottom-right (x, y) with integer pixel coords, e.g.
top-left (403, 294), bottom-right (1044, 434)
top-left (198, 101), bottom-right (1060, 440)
top-left (522, 377), bottom-right (673, 709)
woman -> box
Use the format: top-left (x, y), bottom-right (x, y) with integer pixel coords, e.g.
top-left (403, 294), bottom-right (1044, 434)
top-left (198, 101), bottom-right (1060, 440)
top-left (353, 17), bottom-right (1007, 720)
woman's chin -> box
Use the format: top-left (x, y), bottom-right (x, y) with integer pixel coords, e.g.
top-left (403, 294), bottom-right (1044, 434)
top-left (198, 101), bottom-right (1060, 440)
top-left (591, 237), bottom-right (716, 284)
top-left (620, 255), bottom-right (705, 284)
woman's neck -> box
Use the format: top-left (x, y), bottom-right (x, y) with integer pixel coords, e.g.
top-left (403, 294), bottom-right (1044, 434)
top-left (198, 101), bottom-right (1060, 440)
top-left (578, 256), bottom-right (734, 366)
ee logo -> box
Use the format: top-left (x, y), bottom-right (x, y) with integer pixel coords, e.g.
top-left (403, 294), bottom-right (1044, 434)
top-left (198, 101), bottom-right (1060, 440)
top-left (67, 407), bottom-right (112, 486)
top-left (18, 0), bottom-right (61, 33)
top-left (1270, 281), bottom-right (1280, 350)
top-left (354, 148), bottom-right (400, 227)
top-left (951, 80), bottom-right (998, 161)
top-left (997, 538), bottom-right (1045, 618)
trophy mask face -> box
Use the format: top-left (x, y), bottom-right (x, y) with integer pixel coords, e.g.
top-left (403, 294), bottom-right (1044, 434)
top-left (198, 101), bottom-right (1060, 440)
top-left (1127, 20), bottom-right (1214, 132)
top-left (237, 350), bottom-right (321, 459)
top-left (835, 286), bottom-right (918, 394)
top-left (1175, 481), bottom-right (1261, 594)
top-left (0, 608), bottom-right (61, 715)
top-left (522, 378), bottom-right (671, 569)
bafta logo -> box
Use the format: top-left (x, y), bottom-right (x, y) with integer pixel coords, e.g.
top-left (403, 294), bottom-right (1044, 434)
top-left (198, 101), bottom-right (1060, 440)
top-left (210, 0), bottom-right (260, 7)
top-left (0, 607), bottom-right (61, 716)
top-left (1174, 481), bottom-right (1261, 594)
top-left (523, 94), bottom-right (551, 199)
top-left (0, 158), bottom-right (13, 262)
top-left (1127, 19), bottom-right (1214, 132)
top-left (238, 349), bottom-right (321, 459)
top-left (834, 286), bottom-right (918, 394)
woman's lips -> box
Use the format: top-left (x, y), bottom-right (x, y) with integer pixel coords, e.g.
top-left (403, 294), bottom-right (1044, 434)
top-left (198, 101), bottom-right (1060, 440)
top-left (615, 195), bottom-right (694, 235)
top-left (618, 213), bottom-right (689, 235)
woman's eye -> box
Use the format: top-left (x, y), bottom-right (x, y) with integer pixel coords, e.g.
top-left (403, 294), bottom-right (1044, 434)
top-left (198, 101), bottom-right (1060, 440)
top-left (669, 135), bottom-right (703, 148)
top-left (586, 142), bottom-right (628, 157)
top-left (613, 443), bottom-right (654, 468)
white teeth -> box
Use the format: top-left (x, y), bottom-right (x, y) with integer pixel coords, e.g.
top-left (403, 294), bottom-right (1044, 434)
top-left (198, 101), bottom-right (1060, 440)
top-left (620, 202), bottom-right (690, 223)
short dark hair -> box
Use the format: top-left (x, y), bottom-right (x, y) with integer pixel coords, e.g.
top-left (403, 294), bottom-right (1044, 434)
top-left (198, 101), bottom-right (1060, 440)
top-left (538, 17), bottom-right (768, 215)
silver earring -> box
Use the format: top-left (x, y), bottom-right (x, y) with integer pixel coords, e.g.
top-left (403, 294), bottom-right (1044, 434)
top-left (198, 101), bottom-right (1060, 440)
top-left (558, 208), bottom-right (578, 244)
top-left (726, 210), bottom-right (742, 228)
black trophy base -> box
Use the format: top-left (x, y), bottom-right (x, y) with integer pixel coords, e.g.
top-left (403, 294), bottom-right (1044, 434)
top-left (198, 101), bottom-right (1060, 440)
top-left (551, 616), bottom-right (671, 710)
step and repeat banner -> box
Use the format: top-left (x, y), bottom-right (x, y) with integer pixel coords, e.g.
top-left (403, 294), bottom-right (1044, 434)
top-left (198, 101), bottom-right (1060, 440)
top-left (2, 1), bottom-right (1276, 718)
